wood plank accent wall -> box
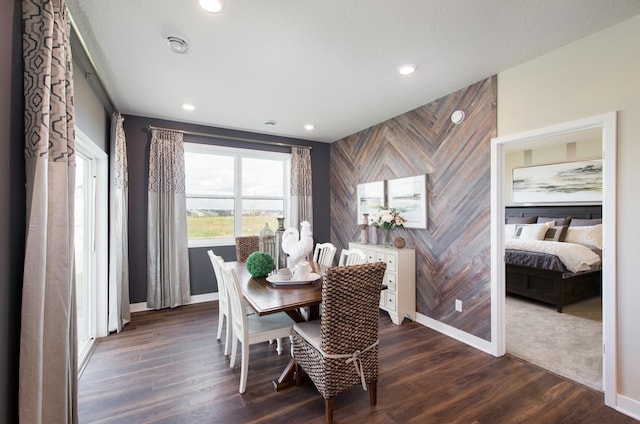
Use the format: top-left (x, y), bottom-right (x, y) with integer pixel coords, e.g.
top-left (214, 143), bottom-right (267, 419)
top-left (330, 76), bottom-right (497, 340)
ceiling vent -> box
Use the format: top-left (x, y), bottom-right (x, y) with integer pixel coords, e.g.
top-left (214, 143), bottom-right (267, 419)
top-left (165, 35), bottom-right (190, 53)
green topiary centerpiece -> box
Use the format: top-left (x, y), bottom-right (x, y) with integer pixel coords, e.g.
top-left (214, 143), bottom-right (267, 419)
top-left (246, 251), bottom-right (275, 278)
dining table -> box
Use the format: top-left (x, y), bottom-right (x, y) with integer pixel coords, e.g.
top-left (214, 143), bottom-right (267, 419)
top-left (228, 260), bottom-right (326, 391)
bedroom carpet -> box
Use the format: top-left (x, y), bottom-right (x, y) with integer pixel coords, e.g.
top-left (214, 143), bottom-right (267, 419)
top-left (506, 295), bottom-right (602, 392)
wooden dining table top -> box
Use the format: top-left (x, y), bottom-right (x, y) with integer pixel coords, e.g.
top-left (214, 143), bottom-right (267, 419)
top-left (228, 260), bottom-right (325, 320)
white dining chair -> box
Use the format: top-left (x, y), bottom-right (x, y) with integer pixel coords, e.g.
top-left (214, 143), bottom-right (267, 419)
top-left (208, 250), bottom-right (233, 356)
top-left (218, 258), bottom-right (295, 393)
top-left (338, 248), bottom-right (367, 266)
top-left (313, 242), bottom-right (337, 267)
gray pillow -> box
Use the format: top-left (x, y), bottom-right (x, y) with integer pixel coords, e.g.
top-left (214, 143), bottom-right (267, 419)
top-left (544, 225), bottom-right (568, 242)
top-left (537, 216), bottom-right (571, 226)
top-left (506, 216), bottom-right (537, 224)
top-left (570, 218), bottom-right (602, 227)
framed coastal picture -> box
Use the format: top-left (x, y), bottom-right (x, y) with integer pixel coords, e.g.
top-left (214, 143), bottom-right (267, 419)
top-left (387, 175), bottom-right (427, 229)
top-left (512, 159), bottom-right (602, 203)
top-left (356, 180), bottom-right (386, 224)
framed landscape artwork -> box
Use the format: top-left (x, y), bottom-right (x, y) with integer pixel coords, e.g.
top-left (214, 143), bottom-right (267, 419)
top-left (387, 175), bottom-right (427, 229)
top-left (512, 159), bottom-right (602, 203)
top-left (356, 180), bottom-right (386, 223)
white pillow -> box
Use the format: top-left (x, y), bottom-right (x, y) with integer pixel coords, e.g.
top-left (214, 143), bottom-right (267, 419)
top-left (505, 224), bottom-right (517, 240)
top-left (519, 223), bottom-right (551, 241)
top-left (513, 222), bottom-right (554, 241)
top-left (565, 224), bottom-right (603, 250)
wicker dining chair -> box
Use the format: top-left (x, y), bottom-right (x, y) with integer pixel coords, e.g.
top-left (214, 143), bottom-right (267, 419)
top-left (291, 261), bottom-right (387, 424)
top-left (235, 235), bottom-right (260, 262)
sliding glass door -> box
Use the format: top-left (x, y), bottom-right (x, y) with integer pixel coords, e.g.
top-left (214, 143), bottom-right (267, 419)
top-left (75, 129), bottom-right (108, 373)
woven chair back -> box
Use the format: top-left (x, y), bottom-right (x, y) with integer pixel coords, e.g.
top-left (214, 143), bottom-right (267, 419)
top-left (235, 236), bottom-right (260, 262)
top-left (320, 261), bottom-right (387, 355)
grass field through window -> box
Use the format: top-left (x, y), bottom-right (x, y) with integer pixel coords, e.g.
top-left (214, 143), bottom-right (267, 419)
top-left (187, 214), bottom-right (280, 239)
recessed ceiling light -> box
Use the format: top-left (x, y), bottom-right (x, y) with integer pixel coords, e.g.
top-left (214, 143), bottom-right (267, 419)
top-left (304, 124), bottom-right (315, 131)
top-left (199, 0), bottom-right (224, 13)
top-left (398, 64), bottom-right (416, 76)
top-left (182, 104), bottom-right (195, 111)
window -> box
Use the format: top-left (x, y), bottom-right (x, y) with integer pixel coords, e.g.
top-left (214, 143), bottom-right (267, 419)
top-left (184, 143), bottom-right (290, 247)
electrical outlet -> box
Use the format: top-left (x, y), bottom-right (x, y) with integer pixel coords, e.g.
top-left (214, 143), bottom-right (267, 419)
top-left (455, 299), bottom-right (462, 312)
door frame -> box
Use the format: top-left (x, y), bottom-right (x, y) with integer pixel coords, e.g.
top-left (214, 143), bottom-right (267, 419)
top-left (489, 112), bottom-right (617, 406)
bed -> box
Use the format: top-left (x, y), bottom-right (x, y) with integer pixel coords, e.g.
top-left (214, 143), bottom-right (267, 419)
top-left (505, 205), bottom-right (602, 312)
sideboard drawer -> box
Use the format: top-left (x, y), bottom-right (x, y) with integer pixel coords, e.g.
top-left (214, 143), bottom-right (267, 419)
top-left (349, 242), bottom-right (415, 325)
top-left (384, 272), bottom-right (397, 292)
top-left (384, 292), bottom-right (397, 312)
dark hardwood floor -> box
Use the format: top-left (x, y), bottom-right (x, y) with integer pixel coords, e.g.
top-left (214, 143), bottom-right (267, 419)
top-left (79, 302), bottom-right (637, 424)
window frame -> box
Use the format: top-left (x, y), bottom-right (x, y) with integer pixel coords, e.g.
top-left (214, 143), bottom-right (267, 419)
top-left (184, 142), bottom-right (290, 248)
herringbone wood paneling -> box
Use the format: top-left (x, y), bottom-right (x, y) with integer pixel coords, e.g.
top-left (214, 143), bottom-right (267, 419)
top-left (331, 76), bottom-right (497, 340)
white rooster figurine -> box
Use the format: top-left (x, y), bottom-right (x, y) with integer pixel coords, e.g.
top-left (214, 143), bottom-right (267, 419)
top-left (281, 221), bottom-right (314, 270)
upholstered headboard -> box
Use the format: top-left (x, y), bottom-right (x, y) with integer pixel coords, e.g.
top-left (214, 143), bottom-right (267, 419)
top-left (505, 205), bottom-right (602, 222)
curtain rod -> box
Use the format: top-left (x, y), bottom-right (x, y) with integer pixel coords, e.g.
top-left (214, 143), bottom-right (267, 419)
top-left (146, 125), bottom-right (312, 150)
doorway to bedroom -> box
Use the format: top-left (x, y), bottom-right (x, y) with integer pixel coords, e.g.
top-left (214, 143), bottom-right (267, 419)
top-left (503, 131), bottom-right (603, 391)
top-left (490, 112), bottom-right (617, 405)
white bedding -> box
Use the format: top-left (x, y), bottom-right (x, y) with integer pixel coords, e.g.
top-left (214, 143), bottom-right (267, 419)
top-left (505, 239), bottom-right (601, 273)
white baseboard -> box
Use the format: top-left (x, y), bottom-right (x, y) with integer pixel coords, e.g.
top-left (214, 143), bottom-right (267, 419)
top-left (129, 292), bottom-right (219, 313)
top-left (616, 394), bottom-right (640, 421)
top-left (415, 312), bottom-right (493, 355)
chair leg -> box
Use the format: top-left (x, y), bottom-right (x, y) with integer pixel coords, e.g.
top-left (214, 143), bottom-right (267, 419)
top-left (216, 310), bottom-right (224, 340)
top-left (239, 341), bottom-right (249, 393)
top-left (325, 398), bottom-right (334, 424)
top-left (294, 360), bottom-right (303, 386)
top-left (368, 381), bottom-right (377, 406)
top-left (229, 336), bottom-right (238, 368)
top-left (224, 317), bottom-right (232, 356)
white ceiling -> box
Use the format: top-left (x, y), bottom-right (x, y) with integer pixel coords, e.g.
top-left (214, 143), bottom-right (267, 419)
top-left (66, 0), bottom-right (640, 143)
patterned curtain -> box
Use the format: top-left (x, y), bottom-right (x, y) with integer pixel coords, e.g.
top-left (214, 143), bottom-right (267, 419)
top-left (147, 129), bottom-right (191, 309)
top-left (290, 147), bottom-right (313, 231)
top-left (20, 0), bottom-right (78, 422)
top-left (108, 113), bottom-right (130, 332)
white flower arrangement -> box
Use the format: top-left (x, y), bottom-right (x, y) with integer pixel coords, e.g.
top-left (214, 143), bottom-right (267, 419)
top-left (370, 208), bottom-right (406, 230)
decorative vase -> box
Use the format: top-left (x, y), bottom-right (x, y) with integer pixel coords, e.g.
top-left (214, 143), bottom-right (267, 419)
top-left (275, 216), bottom-right (287, 269)
top-left (382, 228), bottom-right (391, 247)
top-left (361, 213), bottom-right (369, 244)
top-left (382, 228), bottom-right (392, 247)
top-left (370, 226), bottom-right (378, 245)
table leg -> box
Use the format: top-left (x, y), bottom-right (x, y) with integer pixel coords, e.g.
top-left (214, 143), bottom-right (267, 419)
top-left (274, 305), bottom-right (320, 391)
top-left (272, 358), bottom-right (297, 391)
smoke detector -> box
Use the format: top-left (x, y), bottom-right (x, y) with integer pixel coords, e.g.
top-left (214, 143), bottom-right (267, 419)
top-left (451, 110), bottom-right (465, 125)
top-left (165, 35), bottom-right (190, 53)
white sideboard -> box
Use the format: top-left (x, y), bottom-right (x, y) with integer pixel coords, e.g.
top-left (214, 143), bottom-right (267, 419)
top-left (349, 242), bottom-right (416, 325)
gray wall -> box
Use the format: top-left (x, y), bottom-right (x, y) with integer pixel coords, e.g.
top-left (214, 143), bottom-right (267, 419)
top-left (123, 115), bottom-right (331, 303)
top-left (1, 1), bottom-right (24, 422)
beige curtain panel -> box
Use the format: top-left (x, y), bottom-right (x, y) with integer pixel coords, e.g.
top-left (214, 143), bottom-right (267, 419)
top-left (290, 146), bottom-right (313, 231)
top-left (108, 113), bottom-right (131, 332)
top-left (147, 129), bottom-right (191, 309)
top-left (20, 0), bottom-right (78, 422)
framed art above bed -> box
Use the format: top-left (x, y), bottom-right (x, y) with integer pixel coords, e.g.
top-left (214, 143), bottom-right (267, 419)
top-left (512, 159), bottom-right (602, 203)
